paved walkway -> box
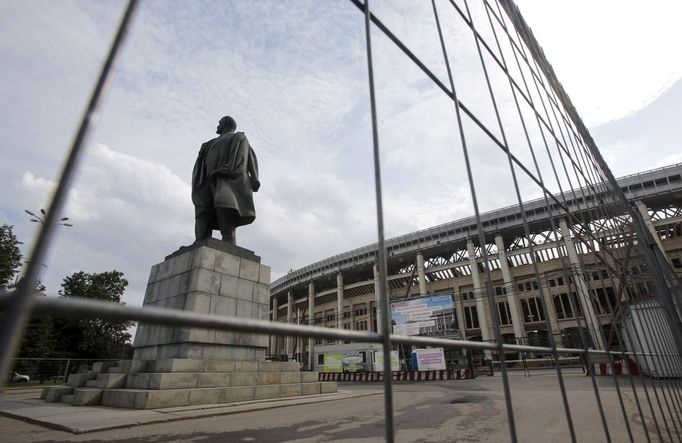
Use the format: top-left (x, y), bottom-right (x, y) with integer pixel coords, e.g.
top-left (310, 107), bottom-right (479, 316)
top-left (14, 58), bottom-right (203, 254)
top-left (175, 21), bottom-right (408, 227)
top-left (0, 370), bottom-right (677, 442)
top-left (0, 388), bottom-right (381, 434)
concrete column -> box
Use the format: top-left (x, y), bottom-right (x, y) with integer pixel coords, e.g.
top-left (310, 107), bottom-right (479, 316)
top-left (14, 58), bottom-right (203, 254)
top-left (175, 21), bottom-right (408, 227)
top-left (542, 287), bottom-right (562, 347)
top-left (286, 291), bottom-right (294, 357)
top-left (373, 264), bottom-right (382, 333)
top-left (337, 272), bottom-right (344, 344)
top-left (416, 252), bottom-right (427, 296)
top-left (602, 261), bottom-right (625, 350)
top-left (495, 235), bottom-right (525, 342)
top-left (636, 201), bottom-right (671, 265)
top-left (467, 240), bottom-right (491, 356)
top-left (296, 307), bottom-right (301, 362)
top-left (307, 282), bottom-right (315, 370)
top-left (559, 219), bottom-right (605, 350)
top-left (453, 287), bottom-right (467, 340)
top-left (270, 295), bottom-right (279, 355)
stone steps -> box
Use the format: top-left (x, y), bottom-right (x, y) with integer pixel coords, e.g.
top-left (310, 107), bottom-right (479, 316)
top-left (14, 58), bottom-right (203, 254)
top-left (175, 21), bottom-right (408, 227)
top-left (66, 372), bottom-right (97, 387)
top-left (41, 358), bottom-right (337, 409)
top-left (103, 359), bottom-right (301, 374)
top-left (73, 388), bottom-right (103, 406)
top-left (43, 386), bottom-right (73, 402)
top-left (100, 381), bottom-right (337, 409)
top-left (121, 370), bottom-right (319, 390)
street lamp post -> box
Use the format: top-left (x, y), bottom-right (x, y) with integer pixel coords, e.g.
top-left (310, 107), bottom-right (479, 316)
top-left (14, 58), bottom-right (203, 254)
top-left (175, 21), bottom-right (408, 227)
top-left (23, 208), bottom-right (73, 285)
top-left (25, 209), bottom-right (73, 227)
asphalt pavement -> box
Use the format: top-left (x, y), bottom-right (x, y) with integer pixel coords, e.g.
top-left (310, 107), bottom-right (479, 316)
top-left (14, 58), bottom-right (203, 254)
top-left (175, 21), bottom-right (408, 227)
top-left (0, 369), bottom-right (677, 443)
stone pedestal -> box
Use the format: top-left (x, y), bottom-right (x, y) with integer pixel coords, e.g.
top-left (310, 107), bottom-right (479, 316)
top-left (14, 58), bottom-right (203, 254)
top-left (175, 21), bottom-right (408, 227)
top-left (132, 239), bottom-right (271, 361)
top-left (42, 239), bottom-right (338, 410)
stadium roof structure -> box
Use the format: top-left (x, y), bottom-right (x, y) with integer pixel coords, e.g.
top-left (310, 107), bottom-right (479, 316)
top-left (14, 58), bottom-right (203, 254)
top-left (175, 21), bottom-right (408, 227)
top-left (272, 163), bottom-right (682, 303)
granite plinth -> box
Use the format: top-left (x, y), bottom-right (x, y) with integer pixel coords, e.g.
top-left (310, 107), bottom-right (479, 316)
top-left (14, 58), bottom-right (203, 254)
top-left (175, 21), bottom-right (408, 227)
top-left (166, 238), bottom-right (260, 262)
top-left (42, 359), bottom-right (336, 410)
top-left (132, 242), bottom-right (270, 361)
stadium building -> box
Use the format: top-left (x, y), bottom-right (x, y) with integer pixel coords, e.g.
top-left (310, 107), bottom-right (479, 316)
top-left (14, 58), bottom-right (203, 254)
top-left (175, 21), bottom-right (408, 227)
top-left (269, 163), bottom-right (682, 367)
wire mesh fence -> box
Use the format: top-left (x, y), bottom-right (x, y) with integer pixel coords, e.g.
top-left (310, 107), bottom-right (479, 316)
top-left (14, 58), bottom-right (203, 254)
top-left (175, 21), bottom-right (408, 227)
top-left (1, 0), bottom-right (681, 442)
top-left (6, 358), bottom-right (122, 385)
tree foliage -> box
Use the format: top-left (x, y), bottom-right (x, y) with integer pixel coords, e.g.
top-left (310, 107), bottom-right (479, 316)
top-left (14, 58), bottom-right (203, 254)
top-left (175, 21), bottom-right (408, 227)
top-left (0, 224), bottom-right (22, 289)
top-left (54, 271), bottom-right (133, 359)
top-left (9, 271), bottom-right (133, 379)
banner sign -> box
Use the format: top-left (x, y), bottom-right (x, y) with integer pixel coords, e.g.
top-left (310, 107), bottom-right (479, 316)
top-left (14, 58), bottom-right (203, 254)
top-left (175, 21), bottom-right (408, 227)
top-left (412, 348), bottom-right (447, 371)
top-left (375, 350), bottom-right (400, 371)
top-left (390, 294), bottom-right (455, 336)
top-left (323, 353), bottom-right (343, 373)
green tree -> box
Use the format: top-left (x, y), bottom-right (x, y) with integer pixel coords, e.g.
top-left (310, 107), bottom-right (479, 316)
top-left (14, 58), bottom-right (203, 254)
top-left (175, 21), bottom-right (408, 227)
top-left (54, 271), bottom-right (133, 359)
top-left (0, 224), bottom-right (22, 289)
top-left (16, 305), bottom-right (57, 381)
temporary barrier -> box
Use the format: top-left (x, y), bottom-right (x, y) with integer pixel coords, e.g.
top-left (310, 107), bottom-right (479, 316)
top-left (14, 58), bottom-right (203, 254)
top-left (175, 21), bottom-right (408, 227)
top-left (318, 369), bottom-right (471, 382)
top-left (593, 359), bottom-right (640, 376)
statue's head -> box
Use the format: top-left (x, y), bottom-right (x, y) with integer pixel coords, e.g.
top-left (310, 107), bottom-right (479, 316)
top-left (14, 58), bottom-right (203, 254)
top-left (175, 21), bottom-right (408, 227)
top-left (217, 115), bottom-right (237, 134)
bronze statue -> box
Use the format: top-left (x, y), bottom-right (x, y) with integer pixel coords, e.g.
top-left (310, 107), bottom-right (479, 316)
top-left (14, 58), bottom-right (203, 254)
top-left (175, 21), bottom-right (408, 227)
top-left (192, 116), bottom-right (260, 244)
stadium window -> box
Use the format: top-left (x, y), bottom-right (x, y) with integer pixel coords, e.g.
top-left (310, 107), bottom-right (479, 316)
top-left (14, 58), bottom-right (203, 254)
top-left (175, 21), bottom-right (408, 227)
top-left (521, 297), bottom-right (545, 323)
top-left (592, 287), bottom-right (617, 315)
top-left (353, 304), bottom-right (367, 317)
top-left (517, 283), bottom-right (524, 292)
top-left (553, 293), bottom-right (574, 320)
top-left (672, 258), bottom-right (682, 269)
top-left (318, 354), bottom-right (324, 365)
top-left (525, 282), bottom-right (532, 291)
top-left (600, 269), bottom-right (609, 279)
top-left (592, 271), bottom-right (600, 281)
top-left (354, 320), bottom-right (368, 330)
top-left (557, 276), bottom-right (564, 286)
top-left (532, 281), bottom-right (538, 290)
top-left (461, 291), bottom-right (475, 301)
top-left (497, 301), bottom-right (512, 326)
top-left (549, 279), bottom-right (556, 287)
top-left (464, 306), bottom-right (479, 329)
top-left (569, 292), bottom-right (583, 316)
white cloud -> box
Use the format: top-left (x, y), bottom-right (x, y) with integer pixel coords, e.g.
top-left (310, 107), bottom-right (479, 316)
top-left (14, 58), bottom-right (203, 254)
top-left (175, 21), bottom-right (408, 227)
top-left (14, 143), bottom-right (193, 306)
top-left (515, 0), bottom-right (682, 126)
top-left (657, 153), bottom-right (682, 168)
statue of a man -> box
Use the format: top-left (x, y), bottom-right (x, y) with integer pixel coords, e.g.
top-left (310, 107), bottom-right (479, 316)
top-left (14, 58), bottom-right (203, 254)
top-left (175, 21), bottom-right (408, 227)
top-left (192, 116), bottom-right (260, 244)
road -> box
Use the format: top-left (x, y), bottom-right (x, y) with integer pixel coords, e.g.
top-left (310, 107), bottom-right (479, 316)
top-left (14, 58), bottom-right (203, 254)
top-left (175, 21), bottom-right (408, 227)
top-left (1, 369), bottom-right (676, 442)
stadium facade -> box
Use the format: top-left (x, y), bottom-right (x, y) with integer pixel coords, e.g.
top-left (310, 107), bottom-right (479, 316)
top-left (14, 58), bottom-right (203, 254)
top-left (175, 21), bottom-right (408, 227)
top-left (269, 163), bottom-right (682, 366)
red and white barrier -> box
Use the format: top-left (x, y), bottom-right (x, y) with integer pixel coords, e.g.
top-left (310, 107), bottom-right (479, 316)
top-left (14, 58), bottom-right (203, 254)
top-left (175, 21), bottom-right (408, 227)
top-left (318, 369), bottom-right (472, 382)
top-left (592, 359), bottom-right (639, 376)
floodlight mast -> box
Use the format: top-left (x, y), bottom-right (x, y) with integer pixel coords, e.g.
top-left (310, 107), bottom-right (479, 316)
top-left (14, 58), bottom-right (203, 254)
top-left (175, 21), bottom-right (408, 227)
top-left (24, 209), bottom-right (73, 228)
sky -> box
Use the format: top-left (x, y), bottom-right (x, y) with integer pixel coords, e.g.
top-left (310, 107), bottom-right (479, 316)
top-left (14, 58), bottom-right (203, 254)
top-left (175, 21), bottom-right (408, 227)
top-left (1, 0), bottom-right (681, 314)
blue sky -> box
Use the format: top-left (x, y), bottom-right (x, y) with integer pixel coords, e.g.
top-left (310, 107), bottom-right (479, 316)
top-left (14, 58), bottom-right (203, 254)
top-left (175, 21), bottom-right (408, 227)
top-left (1, 0), bottom-right (681, 311)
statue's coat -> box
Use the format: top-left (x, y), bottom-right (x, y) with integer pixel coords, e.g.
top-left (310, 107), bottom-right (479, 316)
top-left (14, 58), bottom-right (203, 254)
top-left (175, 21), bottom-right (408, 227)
top-left (192, 131), bottom-right (259, 228)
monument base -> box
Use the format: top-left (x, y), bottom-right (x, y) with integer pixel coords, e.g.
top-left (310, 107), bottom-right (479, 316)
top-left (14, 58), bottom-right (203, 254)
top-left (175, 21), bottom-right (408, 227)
top-left (132, 239), bottom-right (270, 361)
top-left (42, 358), bottom-right (336, 409)
top-left (41, 240), bottom-right (337, 408)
